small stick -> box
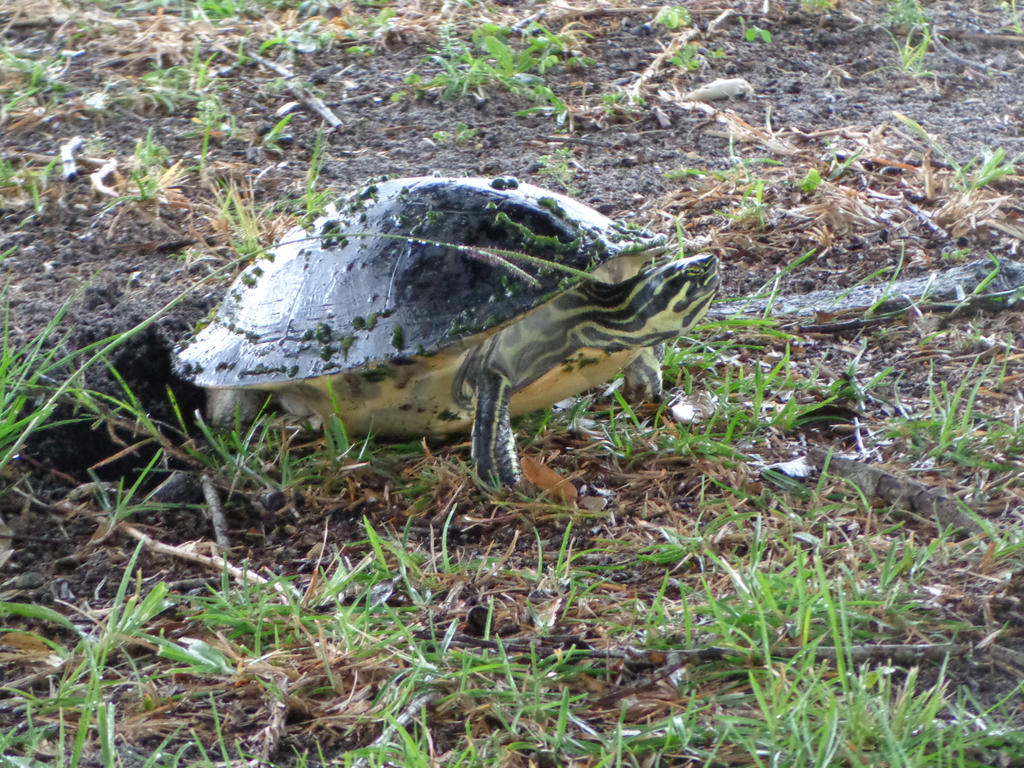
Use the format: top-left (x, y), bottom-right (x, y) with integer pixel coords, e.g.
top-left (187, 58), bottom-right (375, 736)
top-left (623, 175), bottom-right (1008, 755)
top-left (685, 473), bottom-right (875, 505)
top-left (930, 30), bottom-right (1009, 75)
top-left (707, 9), bottom-right (735, 32)
top-left (939, 29), bottom-right (1024, 44)
top-left (120, 521), bottom-right (291, 594)
top-left (512, 5), bottom-right (671, 31)
top-left (536, 135), bottom-right (609, 148)
top-left (904, 199), bottom-right (949, 239)
top-left (60, 496), bottom-right (288, 595)
top-left (626, 29), bottom-right (699, 103)
top-left (237, 46), bottom-right (343, 130)
top-left (200, 473), bottom-right (231, 553)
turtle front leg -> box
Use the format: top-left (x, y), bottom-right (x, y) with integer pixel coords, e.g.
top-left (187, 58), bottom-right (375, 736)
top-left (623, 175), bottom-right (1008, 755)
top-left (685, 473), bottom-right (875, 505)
top-left (471, 369), bottom-right (522, 487)
top-left (621, 345), bottom-right (665, 402)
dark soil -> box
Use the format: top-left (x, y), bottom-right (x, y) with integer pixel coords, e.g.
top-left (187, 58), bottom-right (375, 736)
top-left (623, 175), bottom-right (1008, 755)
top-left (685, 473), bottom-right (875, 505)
top-left (2, 0), bottom-right (1024, 761)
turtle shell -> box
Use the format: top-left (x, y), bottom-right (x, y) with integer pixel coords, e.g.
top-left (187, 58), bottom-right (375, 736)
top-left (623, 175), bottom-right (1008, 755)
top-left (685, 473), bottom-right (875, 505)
top-left (175, 176), bottom-right (666, 388)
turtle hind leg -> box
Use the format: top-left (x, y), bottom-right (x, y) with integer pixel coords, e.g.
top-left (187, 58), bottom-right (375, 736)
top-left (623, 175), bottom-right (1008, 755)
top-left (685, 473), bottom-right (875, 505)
top-left (207, 388), bottom-right (265, 428)
top-left (471, 369), bottom-right (521, 487)
top-left (622, 345), bottom-right (664, 402)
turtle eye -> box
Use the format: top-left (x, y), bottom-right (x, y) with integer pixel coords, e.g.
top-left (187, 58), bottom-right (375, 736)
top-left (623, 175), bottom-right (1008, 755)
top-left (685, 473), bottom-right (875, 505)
top-left (686, 261), bottom-right (710, 278)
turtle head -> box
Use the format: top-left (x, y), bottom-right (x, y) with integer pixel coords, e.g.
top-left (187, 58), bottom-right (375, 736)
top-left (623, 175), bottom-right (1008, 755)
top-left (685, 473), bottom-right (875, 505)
top-left (638, 252), bottom-right (719, 337)
top-left (571, 252), bottom-right (719, 347)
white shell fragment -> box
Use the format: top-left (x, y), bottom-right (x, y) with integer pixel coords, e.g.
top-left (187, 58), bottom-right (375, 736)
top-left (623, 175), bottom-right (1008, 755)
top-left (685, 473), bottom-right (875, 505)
top-left (274, 101), bottom-right (300, 118)
top-left (681, 78), bottom-right (755, 102)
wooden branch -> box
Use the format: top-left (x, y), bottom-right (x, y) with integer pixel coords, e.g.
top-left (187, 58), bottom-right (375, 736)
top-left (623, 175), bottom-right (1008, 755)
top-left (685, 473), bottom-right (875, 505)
top-left (808, 448), bottom-right (984, 535)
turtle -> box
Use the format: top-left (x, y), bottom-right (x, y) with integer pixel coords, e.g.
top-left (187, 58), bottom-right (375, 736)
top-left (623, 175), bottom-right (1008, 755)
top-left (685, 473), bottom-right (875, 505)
top-left (174, 176), bottom-right (719, 487)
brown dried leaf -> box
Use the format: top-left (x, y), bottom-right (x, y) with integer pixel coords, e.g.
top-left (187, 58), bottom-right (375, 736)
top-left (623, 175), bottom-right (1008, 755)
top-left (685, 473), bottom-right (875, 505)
top-left (521, 455), bottom-right (578, 504)
top-left (2, 631), bottom-right (53, 653)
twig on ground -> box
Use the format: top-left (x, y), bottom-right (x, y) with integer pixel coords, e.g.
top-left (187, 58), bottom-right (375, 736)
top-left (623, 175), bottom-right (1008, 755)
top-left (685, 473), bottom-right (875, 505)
top-left (940, 29), bottom-right (1024, 45)
top-left (903, 198), bottom-right (950, 238)
top-left (626, 29), bottom-right (699, 104)
top-left (778, 642), bottom-right (970, 663)
top-left (52, 494), bottom-right (290, 593)
top-left (220, 44), bottom-right (343, 130)
top-left (798, 314), bottom-right (892, 334)
top-left (712, 258), bottom-right (1024, 320)
top-left (931, 30), bottom-right (1012, 75)
top-left (808, 448), bottom-right (984, 535)
top-left (512, 5), bottom-right (668, 32)
top-left (200, 473), bottom-right (231, 552)
top-left (706, 9), bottom-right (736, 32)
top-left (116, 519), bottom-right (294, 594)
top-left (536, 135), bottom-right (609, 148)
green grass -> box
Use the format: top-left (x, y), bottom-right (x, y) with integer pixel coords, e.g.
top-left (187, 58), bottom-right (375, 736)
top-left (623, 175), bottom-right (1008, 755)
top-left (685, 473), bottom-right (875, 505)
top-left (0, 298), bottom-right (80, 471)
top-left (3, 1), bottom-right (1024, 765)
top-left (6, 316), bottom-right (1024, 766)
top-left (0, 45), bottom-right (70, 118)
top-left (887, 25), bottom-right (934, 76)
top-left (887, 0), bottom-right (932, 29)
top-left (6, 483), bottom-right (1021, 765)
top-left (10, 299), bottom-right (1015, 766)
top-left (536, 145), bottom-right (578, 194)
top-left (1005, 0), bottom-right (1024, 33)
top-left (894, 113), bottom-right (1021, 190)
top-left (6, 184), bottom-right (1024, 768)
top-left (0, 157), bottom-right (55, 216)
top-left (416, 21), bottom-right (586, 124)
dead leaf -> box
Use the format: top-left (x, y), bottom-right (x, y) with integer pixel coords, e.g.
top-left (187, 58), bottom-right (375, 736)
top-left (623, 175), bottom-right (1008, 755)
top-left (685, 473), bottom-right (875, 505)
top-left (2, 632), bottom-right (53, 653)
top-left (521, 456), bottom-right (578, 504)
